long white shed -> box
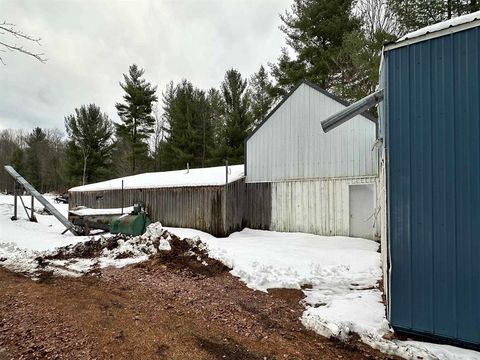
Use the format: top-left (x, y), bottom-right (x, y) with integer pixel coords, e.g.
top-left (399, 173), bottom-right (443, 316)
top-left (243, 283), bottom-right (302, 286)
top-left (245, 80), bottom-right (379, 239)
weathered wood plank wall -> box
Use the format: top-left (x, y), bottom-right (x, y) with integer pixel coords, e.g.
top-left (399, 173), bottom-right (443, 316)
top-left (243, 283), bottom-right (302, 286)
top-left (70, 185), bottom-right (223, 236)
top-left (243, 182), bottom-right (271, 230)
top-left (225, 178), bottom-right (246, 235)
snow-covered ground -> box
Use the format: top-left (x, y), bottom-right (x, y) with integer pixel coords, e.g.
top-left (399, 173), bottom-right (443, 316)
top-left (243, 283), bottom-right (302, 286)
top-left (0, 193), bottom-right (479, 359)
top-left (0, 193), bottom-right (84, 251)
top-left (0, 194), bottom-right (159, 275)
top-left (165, 226), bottom-right (480, 360)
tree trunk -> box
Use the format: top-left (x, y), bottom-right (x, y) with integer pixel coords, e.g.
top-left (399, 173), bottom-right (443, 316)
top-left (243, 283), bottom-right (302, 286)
top-left (202, 116), bottom-right (206, 168)
top-left (82, 150), bottom-right (88, 186)
top-left (132, 118), bottom-right (137, 174)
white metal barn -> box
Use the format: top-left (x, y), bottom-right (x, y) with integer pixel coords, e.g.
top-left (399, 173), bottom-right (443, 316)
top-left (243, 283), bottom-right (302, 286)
top-left (245, 80), bottom-right (379, 239)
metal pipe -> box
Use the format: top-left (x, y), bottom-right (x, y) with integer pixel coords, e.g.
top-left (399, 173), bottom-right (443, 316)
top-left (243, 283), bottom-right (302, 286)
top-left (121, 180), bottom-right (124, 215)
top-left (225, 160), bottom-right (229, 185)
top-left (321, 89), bottom-right (384, 133)
top-left (4, 165), bottom-right (80, 235)
top-left (224, 160), bottom-right (228, 235)
top-left (12, 182), bottom-right (17, 220)
top-left (18, 195), bottom-right (30, 219)
top-left (31, 195), bottom-right (35, 221)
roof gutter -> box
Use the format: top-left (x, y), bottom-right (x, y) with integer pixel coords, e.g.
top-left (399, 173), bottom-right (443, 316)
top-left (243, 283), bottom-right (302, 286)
top-left (321, 89), bottom-right (384, 133)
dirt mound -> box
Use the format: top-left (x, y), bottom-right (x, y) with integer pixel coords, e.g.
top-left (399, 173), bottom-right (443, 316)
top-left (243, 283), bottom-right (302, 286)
top-left (33, 227), bottom-right (230, 278)
top-left (152, 234), bottom-right (230, 277)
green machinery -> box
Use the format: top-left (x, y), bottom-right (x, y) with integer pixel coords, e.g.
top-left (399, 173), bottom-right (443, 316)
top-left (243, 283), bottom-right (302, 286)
top-left (69, 203), bottom-right (151, 236)
top-left (110, 203), bottom-right (151, 236)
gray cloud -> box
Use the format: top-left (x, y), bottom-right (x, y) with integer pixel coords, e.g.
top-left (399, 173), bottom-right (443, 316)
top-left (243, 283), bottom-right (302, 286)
top-left (0, 0), bottom-right (291, 131)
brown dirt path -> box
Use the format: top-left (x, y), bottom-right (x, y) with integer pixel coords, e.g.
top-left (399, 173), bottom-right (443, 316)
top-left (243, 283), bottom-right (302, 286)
top-left (0, 254), bottom-right (396, 360)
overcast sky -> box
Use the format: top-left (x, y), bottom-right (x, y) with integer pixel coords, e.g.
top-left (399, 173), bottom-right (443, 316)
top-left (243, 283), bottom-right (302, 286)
top-left (0, 0), bottom-right (292, 131)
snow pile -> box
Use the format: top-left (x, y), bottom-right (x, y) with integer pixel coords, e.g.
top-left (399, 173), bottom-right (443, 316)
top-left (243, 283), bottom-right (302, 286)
top-left (0, 195), bottom-right (173, 277)
top-left (301, 279), bottom-right (389, 341)
top-left (0, 242), bottom-right (40, 274)
top-left (165, 226), bottom-right (480, 360)
top-left (69, 164), bottom-right (244, 192)
top-left (34, 223), bottom-right (172, 277)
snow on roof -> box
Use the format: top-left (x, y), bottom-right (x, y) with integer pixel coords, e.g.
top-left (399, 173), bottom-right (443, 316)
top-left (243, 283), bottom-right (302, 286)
top-left (69, 206), bottom-right (135, 216)
top-left (391, 11), bottom-right (480, 49)
top-left (69, 165), bottom-right (245, 192)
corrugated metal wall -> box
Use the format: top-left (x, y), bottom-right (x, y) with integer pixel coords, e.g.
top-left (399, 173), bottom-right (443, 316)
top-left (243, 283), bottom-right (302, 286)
top-left (69, 179), bottom-right (245, 237)
top-left (246, 83), bottom-right (378, 182)
top-left (386, 26), bottom-right (480, 345)
top-left (269, 177), bottom-right (378, 239)
top-left (379, 149), bottom-right (389, 305)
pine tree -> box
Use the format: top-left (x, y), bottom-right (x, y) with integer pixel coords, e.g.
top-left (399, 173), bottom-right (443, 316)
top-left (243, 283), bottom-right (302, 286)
top-left (329, 0), bottom-right (397, 102)
top-left (206, 88), bottom-right (226, 166)
top-left (390, 0), bottom-right (480, 33)
top-left (270, 0), bottom-right (360, 94)
top-left (9, 146), bottom-right (24, 175)
top-left (161, 80), bottom-right (214, 170)
top-left (64, 104), bottom-right (114, 185)
top-left (24, 127), bottom-right (48, 191)
top-left (333, 30), bottom-right (395, 102)
top-left (110, 138), bottom-right (132, 177)
top-left (249, 65), bottom-right (275, 125)
top-left (220, 69), bottom-right (252, 164)
top-left (42, 129), bottom-right (67, 192)
top-left (268, 48), bottom-right (307, 99)
top-left (0, 130), bottom-right (25, 193)
top-left (115, 64), bottom-right (158, 174)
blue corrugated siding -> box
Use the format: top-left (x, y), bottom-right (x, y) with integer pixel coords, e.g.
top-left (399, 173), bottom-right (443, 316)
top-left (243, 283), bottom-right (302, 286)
top-left (386, 26), bottom-right (480, 345)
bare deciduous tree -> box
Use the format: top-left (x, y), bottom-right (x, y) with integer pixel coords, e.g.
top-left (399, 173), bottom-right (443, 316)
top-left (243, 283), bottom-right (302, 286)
top-left (149, 104), bottom-right (166, 171)
top-left (354, 0), bottom-right (401, 37)
top-left (0, 21), bottom-right (47, 65)
top-left (151, 105), bottom-right (165, 154)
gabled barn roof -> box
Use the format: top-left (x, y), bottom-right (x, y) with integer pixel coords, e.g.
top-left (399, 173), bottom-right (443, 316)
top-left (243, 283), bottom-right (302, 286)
top-left (246, 79), bottom-right (377, 143)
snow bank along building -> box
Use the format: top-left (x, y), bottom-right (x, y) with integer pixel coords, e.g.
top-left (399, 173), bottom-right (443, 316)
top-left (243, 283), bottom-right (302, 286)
top-left (321, 11), bottom-right (480, 347)
top-left (244, 80), bottom-right (379, 240)
top-left (69, 165), bottom-right (245, 237)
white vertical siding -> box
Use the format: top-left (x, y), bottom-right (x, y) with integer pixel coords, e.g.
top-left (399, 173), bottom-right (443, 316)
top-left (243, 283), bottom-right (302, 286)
top-left (379, 149), bottom-right (389, 302)
top-left (270, 176), bottom-right (379, 239)
top-left (246, 83), bottom-right (378, 182)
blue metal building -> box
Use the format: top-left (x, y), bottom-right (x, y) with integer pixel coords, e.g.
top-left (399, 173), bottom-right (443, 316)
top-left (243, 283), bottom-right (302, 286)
top-left (320, 11), bottom-right (480, 347)
top-left (381, 13), bottom-right (480, 346)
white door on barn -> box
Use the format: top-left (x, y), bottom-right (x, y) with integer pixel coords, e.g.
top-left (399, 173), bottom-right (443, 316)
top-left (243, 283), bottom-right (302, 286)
top-left (349, 184), bottom-right (374, 239)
